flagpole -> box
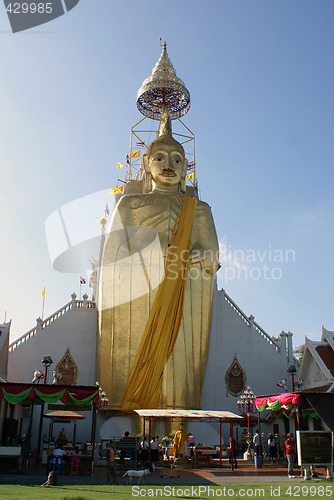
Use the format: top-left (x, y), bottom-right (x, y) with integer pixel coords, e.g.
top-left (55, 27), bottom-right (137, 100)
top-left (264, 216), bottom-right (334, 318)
top-left (41, 289), bottom-right (45, 320)
top-left (80, 283), bottom-right (82, 300)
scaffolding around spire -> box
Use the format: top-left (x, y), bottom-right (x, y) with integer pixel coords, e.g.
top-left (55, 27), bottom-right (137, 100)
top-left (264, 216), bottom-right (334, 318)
top-left (124, 43), bottom-right (196, 192)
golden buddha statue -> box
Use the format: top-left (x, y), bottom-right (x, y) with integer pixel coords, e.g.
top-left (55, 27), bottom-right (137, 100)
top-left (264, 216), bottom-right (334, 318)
top-left (97, 108), bottom-right (218, 411)
top-left (173, 424), bottom-right (189, 458)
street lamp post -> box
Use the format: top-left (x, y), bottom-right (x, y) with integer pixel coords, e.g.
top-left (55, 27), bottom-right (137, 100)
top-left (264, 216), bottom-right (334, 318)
top-left (36, 355), bottom-right (53, 464)
top-left (287, 364), bottom-right (298, 433)
top-left (41, 355), bottom-right (53, 385)
top-left (287, 364), bottom-right (297, 392)
top-left (238, 386), bottom-right (256, 459)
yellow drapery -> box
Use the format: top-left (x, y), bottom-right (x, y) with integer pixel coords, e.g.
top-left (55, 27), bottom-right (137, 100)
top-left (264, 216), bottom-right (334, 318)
top-left (120, 195), bottom-right (198, 411)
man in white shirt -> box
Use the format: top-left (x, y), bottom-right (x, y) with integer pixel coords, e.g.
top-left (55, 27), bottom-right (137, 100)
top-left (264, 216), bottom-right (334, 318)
top-left (52, 444), bottom-right (67, 457)
top-left (253, 430), bottom-right (261, 455)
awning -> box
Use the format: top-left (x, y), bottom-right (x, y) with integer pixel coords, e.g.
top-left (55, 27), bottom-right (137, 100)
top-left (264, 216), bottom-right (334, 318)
top-left (134, 409), bottom-right (243, 421)
top-left (255, 393), bottom-right (302, 418)
top-left (44, 410), bottom-right (85, 422)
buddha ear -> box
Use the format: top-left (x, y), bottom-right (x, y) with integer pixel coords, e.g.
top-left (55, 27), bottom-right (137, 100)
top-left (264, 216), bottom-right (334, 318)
top-left (142, 154), bottom-right (152, 191)
top-left (180, 157), bottom-right (188, 193)
top-left (143, 154), bottom-right (149, 173)
top-left (182, 157), bottom-right (188, 177)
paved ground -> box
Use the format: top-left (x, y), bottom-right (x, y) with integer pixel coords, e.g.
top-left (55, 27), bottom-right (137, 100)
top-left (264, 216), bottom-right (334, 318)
top-left (0, 464), bottom-right (330, 485)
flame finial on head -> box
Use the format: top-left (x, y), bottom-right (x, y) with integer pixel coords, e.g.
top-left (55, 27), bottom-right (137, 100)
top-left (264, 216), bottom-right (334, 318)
top-left (158, 106), bottom-right (172, 137)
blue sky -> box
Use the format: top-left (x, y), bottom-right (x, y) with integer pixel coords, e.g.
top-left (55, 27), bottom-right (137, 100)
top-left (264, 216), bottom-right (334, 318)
top-left (0, 0), bottom-right (333, 349)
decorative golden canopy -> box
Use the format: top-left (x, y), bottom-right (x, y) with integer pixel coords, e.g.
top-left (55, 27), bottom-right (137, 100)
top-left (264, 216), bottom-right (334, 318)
top-left (137, 42), bottom-right (190, 121)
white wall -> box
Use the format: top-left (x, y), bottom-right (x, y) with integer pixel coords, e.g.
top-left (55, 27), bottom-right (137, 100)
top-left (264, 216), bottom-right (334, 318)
top-left (202, 287), bottom-right (292, 442)
top-left (8, 307), bottom-right (97, 386)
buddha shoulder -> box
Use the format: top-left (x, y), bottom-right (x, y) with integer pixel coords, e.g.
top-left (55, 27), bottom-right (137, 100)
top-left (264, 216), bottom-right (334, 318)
top-left (195, 199), bottom-right (212, 212)
top-left (116, 192), bottom-right (180, 212)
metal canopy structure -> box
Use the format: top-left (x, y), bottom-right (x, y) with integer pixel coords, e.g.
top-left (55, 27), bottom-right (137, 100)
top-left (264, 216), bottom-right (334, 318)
top-left (44, 410), bottom-right (85, 421)
top-left (134, 409), bottom-right (243, 469)
top-left (44, 410), bottom-right (85, 447)
top-left (134, 409), bottom-right (243, 421)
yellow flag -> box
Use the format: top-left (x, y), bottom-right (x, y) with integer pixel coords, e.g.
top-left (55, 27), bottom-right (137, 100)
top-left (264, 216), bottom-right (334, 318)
top-left (109, 186), bottom-right (123, 195)
top-left (117, 162), bottom-right (123, 169)
top-left (130, 150), bottom-right (141, 159)
top-left (42, 287), bottom-right (45, 298)
top-left (186, 172), bottom-right (195, 180)
top-left (97, 215), bottom-right (106, 224)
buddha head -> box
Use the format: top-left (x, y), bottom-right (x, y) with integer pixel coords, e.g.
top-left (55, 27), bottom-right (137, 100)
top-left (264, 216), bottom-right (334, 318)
top-left (143, 108), bottom-right (188, 192)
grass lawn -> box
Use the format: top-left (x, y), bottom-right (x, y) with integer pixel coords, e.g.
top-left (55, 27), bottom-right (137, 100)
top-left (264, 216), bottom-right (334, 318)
top-left (0, 481), bottom-right (332, 499)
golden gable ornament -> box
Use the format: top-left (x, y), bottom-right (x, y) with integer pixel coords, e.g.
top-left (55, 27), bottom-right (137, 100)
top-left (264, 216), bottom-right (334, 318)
top-left (225, 354), bottom-right (246, 397)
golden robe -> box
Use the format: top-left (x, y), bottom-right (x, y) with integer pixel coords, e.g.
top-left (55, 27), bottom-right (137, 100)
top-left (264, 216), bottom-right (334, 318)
top-left (97, 189), bottom-right (218, 410)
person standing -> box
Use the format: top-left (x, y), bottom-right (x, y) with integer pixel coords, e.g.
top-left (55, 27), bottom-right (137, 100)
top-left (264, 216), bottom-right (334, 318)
top-left (268, 433), bottom-right (278, 464)
top-left (106, 441), bottom-right (117, 485)
top-left (188, 433), bottom-right (195, 457)
top-left (285, 433), bottom-right (296, 478)
top-left (120, 431), bottom-right (130, 464)
top-left (140, 436), bottom-right (149, 464)
top-left (228, 437), bottom-right (238, 468)
top-left (150, 436), bottom-right (159, 470)
top-left (253, 429), bottom-right (261, 455)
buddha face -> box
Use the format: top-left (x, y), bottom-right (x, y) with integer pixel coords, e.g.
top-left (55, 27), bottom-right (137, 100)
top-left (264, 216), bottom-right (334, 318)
top-left (147, 143), bottom-right (186, 188)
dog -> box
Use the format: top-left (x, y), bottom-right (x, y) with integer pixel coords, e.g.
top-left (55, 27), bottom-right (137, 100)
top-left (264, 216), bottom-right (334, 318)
top-left (41, 471), bottom-right (57, 487)
top-left (122, 468), bottom-right (150, 484)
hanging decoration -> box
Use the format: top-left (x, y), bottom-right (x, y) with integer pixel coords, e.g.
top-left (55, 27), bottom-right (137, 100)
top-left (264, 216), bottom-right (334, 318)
top-left (255, 393), bottom-right (302, 418)
top-left (0, 383), bottom-right (99, 406)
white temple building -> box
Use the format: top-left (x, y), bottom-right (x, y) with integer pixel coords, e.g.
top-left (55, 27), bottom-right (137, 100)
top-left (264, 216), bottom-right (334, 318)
top-left (5, 284), bottom-right (296, 446)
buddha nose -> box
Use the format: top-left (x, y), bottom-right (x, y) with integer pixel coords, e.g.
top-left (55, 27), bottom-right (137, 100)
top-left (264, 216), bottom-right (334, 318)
top-left (166, 153), bottom-right (174, 169)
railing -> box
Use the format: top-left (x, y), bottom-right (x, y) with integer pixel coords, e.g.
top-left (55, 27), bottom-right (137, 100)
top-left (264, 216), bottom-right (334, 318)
top-left (8, 293), bottom-right (96, 352)
top-left (221, 289), bottom-right (280, 351)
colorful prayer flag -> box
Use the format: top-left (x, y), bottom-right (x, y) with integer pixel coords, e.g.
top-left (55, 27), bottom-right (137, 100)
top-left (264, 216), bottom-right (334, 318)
top-left (80, 277), bottom-right (86, 285)
top-left (130, 150), bottom-right (141, 159)
top-left (187, 161), bottom-right (195, 170)
top-left (42, 287), bottom-right (45, 298)
top-left (126, 154), bottom-right (130, 167)
top-left (117, 162), bottom-right (123, 169)
top-left (186, 172), bottom-right (195, 180)
top-left (104, 204), bottom-right (110, 217)
top-left (136, 142), bottom-right (146, 148)
top-left (109, 186), bottom-right (123, 194)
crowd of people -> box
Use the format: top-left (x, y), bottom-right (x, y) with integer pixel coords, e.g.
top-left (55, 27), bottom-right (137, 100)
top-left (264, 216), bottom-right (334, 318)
top-left (50, 426), bottom-right (301, 480)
